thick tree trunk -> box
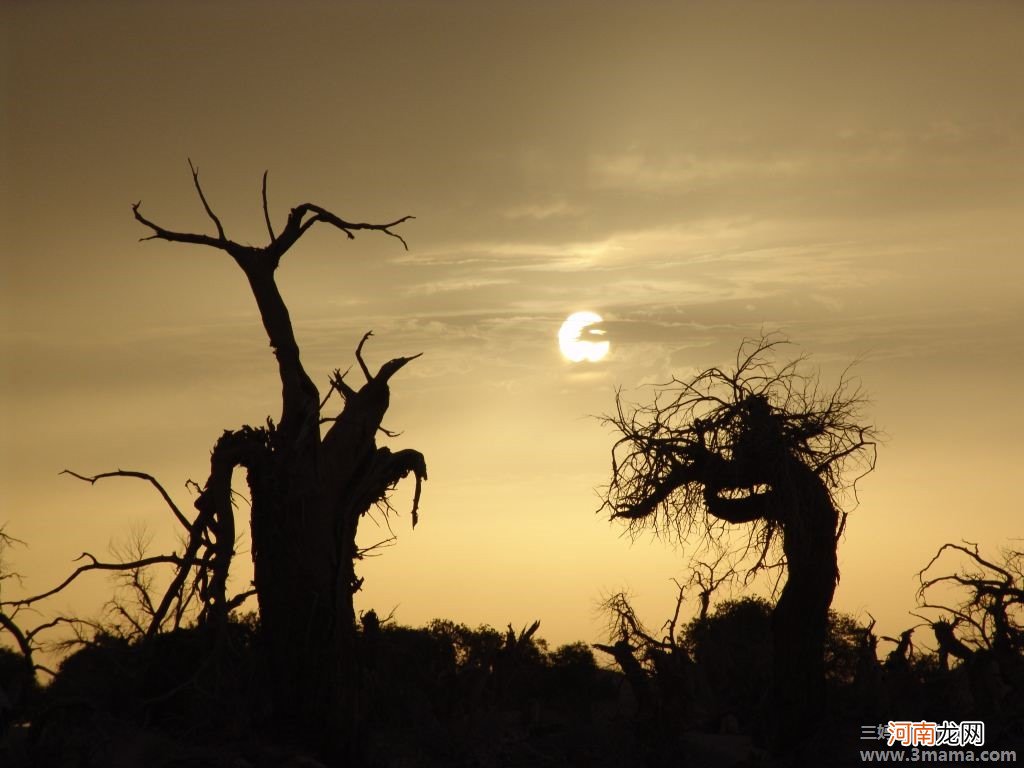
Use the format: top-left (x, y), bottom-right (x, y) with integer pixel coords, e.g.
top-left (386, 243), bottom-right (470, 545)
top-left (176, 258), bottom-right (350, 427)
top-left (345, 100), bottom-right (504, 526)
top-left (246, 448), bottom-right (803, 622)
top-left (767, 463), bottom-right (839, 754)
top-left (132, 170), bottom-right (422, 761)
top-left (249, 462), bottom-right (343, 740)
top-left (704, 454), bottom-right (840, 754)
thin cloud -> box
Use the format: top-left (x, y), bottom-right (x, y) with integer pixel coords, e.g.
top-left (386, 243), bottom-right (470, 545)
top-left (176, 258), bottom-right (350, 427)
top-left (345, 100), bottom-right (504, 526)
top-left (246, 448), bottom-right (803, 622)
top-left (405, 277), bottom-right (516, 296)
top-left (502, 200), bottom-right (583, 220)
top-left (589, 150), bottom-right (808, 192)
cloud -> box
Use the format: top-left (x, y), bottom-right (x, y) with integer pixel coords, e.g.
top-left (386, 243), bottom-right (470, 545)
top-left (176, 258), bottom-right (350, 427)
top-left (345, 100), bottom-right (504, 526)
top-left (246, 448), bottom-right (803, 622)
top-left (502, 200), bottom-right (583, 220)
top-left (404, 277), bottom-right (515, 296)
top-left (589, 150), bottom-right (807, 192)
top-left (402, 219), bottom-right (765, 274)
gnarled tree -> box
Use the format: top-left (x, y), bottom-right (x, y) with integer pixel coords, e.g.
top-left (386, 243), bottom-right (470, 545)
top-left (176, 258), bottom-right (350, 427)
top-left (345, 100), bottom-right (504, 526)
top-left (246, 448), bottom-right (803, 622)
top-left (131, 162), bottom-right (427, 758)
top-left (601, 335), bottom-right (876, 752)
top-left (917, 541), bottom-right (1024, 665)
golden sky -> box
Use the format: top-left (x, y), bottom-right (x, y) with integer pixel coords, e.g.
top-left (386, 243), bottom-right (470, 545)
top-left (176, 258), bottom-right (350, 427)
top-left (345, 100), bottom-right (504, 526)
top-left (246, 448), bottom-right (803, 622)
top-left (3, 1), bottom-right (1022, 651)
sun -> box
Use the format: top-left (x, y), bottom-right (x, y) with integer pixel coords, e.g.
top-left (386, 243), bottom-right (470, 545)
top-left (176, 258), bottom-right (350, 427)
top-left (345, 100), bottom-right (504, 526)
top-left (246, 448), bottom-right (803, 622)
top-left (558, 311), bottom-right (610, 362)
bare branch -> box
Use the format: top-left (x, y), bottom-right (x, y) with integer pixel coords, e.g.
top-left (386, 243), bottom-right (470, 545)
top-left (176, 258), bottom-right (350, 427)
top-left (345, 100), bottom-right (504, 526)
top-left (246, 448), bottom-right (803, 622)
top-left (226, 587), bottom-right (257, 614)
top-left (375, 352), bottom-right (424, 386)
top-left (915, 540), bottom-right (1024, 654)
top-left (109, 598), bottom-right (147, 638)
top-left (330, 366), bottom-right (357, 400)
top-left (663, 578), bottom-right (687, 645)
top-left (600, 333), bottom-right (877, 563)
top-left (136, 166), bottom-right (413, 271)
top-left (25, 614), bottom-right (92, 643)
top-left (356, 330), bottom-right (374, 382)
top-left (2, 551), bottom-right (183, 608)
top-left (356, 535), bottom-right (398, 559)
top-left (262, 170), bottom-right (275, 241)
top-left (288, 204), bottom-right (414, 251)
top-left (0, 525), bottom-right (26, 549)
top-left (145, 427), bottom-right (266, 636)
top-left (42, 616), bottom-right (110, 652)
top-left (188, 158), bottom-right (226, 240)
top-left (600, 589), bottom-right (664, 651)
top-left (0, 609), bottom-right (35, 667)
top-left (132, 201), bottom-right (227, 250)
top-left (61, 468), bottom-right (191, 531)
top-left (359, 448), bottom-right (428, 528)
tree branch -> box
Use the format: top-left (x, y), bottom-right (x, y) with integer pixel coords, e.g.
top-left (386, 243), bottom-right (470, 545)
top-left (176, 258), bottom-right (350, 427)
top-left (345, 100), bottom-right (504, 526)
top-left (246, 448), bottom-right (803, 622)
top-left (329, 366), bottom-right (357, 401)
top-left (374, 352), bottom-right (424, 385)
top-left (132, 201), bottom-right (227, 250)
top-left (225, 587), bottom-right (257, 614)
top-left (285, 204), bottom-right (414, 252)
top-left (148, 428), bottom-right (267, 636)
top-left (135, 165), bottom-right (414, 442)
top-left (2, 552), bottom-right (184, 608)
top-left (262, 170), bottom-right (275, 241)
top-left (188, 158), bottom-right (226, 240)
top-left (322, 336), bottom-right (422, 461)
top-left (60, 468), bottom-right (191, 531)
top-left (356, 330), bottom-right (374, 382)
top-left (135, 165), bottom-right (413, 269)
top-left (0, 610), bottom-right (35, 670)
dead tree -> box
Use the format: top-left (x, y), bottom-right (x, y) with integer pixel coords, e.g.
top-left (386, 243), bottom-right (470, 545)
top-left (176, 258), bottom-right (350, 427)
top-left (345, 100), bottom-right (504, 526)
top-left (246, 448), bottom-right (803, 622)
top-left (916, 542), bottom-right (1023, 717)
top-left (917, 541), bottom-right (1024, 660)
top-left (0, 528), bottom-right (35, 709)
top-left (601, 335), bottom-right (877, 752)
top-left (596, 580), bottom-right (699, 721)
top-left (4, 468), bottom-right (250, 638)
top-left (881, 628), bottom-right (916, 673)
top-left (127, 162), bottom-right (427, 756)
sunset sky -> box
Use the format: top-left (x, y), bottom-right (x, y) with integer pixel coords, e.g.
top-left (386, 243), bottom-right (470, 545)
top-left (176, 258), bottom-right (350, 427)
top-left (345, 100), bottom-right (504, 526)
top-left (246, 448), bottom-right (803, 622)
top-left (3, 1), bottom-right (1022, 653)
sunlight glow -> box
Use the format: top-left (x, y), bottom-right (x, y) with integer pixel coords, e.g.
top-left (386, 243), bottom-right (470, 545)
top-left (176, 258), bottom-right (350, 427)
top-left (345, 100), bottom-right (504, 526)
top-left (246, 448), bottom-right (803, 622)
top-left (558, 311), bottom-right (610, 362)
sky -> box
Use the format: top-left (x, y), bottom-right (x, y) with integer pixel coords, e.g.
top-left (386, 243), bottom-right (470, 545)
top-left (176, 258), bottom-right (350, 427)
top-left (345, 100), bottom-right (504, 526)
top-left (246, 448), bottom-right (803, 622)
top-left (2, 1), bottom-right (1022, 655)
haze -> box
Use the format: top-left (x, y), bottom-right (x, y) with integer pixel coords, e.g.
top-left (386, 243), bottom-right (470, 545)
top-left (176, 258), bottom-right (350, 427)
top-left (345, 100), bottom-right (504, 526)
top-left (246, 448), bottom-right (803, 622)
top-left (2, 1), bottom-right (1022, 651)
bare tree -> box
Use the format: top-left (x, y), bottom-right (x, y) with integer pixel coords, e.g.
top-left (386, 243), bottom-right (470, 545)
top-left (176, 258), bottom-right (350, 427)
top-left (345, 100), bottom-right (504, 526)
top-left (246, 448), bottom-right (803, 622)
top-left (917, 541), bottom-right (1023, 666)
top-left (0, 528), bottom-right (34, 682)
top-left (2, 468), bottom-right (250, 643)
top-left (600, 334), bottom-right (877, 752)
top-left (122, 162), bottom-right (426, 757)
top-left (595, 582), bottom-right (692, 718)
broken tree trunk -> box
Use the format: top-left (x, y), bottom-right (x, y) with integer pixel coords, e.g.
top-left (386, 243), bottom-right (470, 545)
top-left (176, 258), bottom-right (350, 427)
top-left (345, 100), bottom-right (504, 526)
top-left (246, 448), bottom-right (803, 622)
top-left (133, 163), bottom-right (426, 758)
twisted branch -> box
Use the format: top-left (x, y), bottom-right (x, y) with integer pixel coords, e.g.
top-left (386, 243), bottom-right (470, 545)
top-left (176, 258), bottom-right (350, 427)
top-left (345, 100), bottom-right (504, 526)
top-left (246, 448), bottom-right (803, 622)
top-left (133, 161), bottom-right (413, 266)
top-left (1, 551), bottom-right (184, 609)
top-left (61, 468), bottom-right (191, 531)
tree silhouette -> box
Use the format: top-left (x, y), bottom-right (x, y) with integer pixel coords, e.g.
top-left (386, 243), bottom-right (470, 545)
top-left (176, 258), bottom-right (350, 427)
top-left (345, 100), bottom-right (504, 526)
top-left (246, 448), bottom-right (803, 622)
top-left (601, 335), bottom-right (877, 753)
top-left (917, 541), bottom-right (1024, 662)
top-left (916, 542), bottom-right (1023, 722)
top-left (128, 162), bottom-right (427, 757)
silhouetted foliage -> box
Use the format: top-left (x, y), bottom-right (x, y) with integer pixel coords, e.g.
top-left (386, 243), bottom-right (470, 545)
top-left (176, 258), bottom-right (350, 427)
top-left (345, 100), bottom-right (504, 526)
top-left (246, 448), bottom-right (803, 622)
top-left (684, 597), bottom-right (773, 725)
top-left (4, 582), bottom-right (1020, 768)
top-left (824, 610), bottom-right (872, 687)
top-left (355, 617), bottom-right (625, 767)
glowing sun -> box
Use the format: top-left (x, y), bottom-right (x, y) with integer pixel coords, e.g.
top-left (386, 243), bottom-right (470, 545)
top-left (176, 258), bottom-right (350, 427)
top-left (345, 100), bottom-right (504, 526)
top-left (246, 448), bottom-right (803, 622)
top-left (558, 311), bottom-right (610, 362)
